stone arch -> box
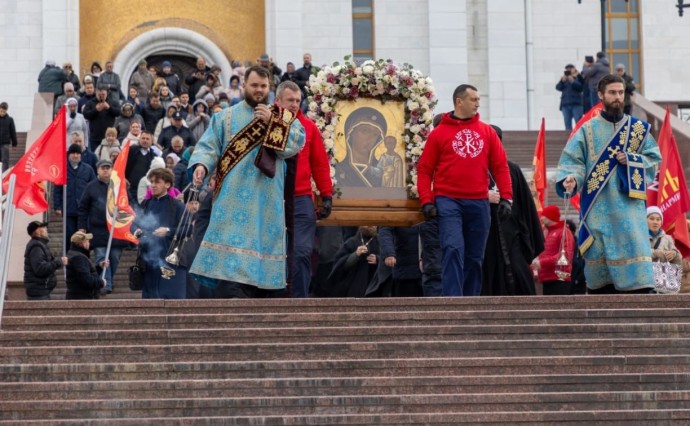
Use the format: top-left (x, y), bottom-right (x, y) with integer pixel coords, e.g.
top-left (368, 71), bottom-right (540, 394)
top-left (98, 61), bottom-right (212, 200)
top-left (113, 27), bottom-right (233, 89)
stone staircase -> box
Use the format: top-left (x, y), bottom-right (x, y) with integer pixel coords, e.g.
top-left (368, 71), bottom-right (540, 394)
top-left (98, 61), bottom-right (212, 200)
top-left (1, 295), bottom-right (690, 423)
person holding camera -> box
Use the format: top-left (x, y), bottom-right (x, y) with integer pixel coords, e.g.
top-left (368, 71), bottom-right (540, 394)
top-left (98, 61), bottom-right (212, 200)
top-left (556, 64), bottom-right (584, 130)
top-left (184, 57), bottom-right (211, 103)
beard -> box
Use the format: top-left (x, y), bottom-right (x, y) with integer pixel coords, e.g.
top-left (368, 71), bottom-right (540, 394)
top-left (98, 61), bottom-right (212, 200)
top-left (245, 92), bottom-right (269, 108)
top-left (603, 99), bottom-right (623, 116)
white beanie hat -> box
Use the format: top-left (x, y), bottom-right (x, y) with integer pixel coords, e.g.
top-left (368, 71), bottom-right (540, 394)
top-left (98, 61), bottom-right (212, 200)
top-left (646, 206), bottom-right (663, 223)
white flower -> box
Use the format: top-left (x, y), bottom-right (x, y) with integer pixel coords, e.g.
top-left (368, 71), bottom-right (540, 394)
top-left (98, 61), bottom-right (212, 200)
top-left (321, 103), bottom-right (332, 113)
top-left (407, 101), bottom-right (419, 111)
top-left (342, 87), bottom-right (350, 95)
top-left (309, 102), bottom-right (318, 112)
top-left (363, 65), bottom-right (374, 75)
top-left (422, 111), bottom-right (432, 122)
top-left (324, 138), bottom-right (334, 150)
top-left (410, 124), bottom-right (421, 134)
top-left (412, 134), bottom-right (423, 144)
top-left (329, 165), bottom-right (336, 177)
top-left (325, 124), bottom-right (335, 133)
top-left (410, 146), bottom-right (422, 156)
top-left (354, 67), bottom-right (362, 76)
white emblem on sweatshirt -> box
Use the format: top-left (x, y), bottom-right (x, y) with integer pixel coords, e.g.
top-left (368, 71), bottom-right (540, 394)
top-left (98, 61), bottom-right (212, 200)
top-left (452, 129), bottom-right (484, 158)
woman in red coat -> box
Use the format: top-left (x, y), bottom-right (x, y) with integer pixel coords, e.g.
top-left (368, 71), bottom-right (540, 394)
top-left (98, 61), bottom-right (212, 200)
top-left (532, 205), bottom-right (575, 295)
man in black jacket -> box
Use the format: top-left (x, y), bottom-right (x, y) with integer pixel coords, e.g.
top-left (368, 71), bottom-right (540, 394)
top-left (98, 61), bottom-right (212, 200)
top-left (83, 86), bottom-right (121, 151)
top-left (140, 94), bottom-right (165, 132)
top-left (295, 53), bottom-right (314, 99)
top-left (78, 159), bottom-right (127, 294)
top-left (0, 102), bottom-right (17, 172)
top-left (125, 130), bottom-right (156, 208)
top-left (66, 231), bottom-right (106, 299)
top-left (157, 111), bottom-right (195, 150)
top-left (23, 221), bottom-right (68, 300)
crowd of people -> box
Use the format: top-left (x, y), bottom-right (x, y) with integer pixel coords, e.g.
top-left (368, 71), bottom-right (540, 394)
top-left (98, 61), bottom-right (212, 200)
top-left (556, 51), bottom-right (636, 130)
top-left (16, 52), bottom-right (690, 300)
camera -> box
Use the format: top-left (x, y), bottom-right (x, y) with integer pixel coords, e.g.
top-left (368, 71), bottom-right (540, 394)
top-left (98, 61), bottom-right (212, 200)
top-left (564, 70), bottom-right (571, 76)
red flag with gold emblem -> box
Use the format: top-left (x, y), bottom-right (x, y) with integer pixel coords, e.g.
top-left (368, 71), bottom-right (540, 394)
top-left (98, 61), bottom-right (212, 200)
top-left (647, 108), bottom-right (690, 257)
top-left (2, 106), bottom-right (67, 214)
top-left (106, 140), bottom-right (138, 244)
top-left (532, 118), bottom-right (547, 210)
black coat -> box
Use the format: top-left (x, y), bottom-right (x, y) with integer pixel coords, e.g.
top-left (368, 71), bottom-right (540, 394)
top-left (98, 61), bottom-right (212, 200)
top-left (125, 148), bottom-right (155, 190)
top-left (0, 114), bottom-right (17, 146)
top-left (134, 194), bottom-right (185, 268)
top-left (378, 227), bottom-right (421, 280)
top-left (327, 234), bottom-right (380, 297)
top-left (23, 237), bottom-right (62, 298)
top-left (482, 161), bottom-right (545, 296)
top-left (140, 105), bottom-right (165, 132)
top-left (54, 162), bottom-right (96, 215)
top-left (157, 125), bottom-right (196, 150)
top-left (78, 178), bottom-right (129, 249)
top-left (37, 66), bottom-right (67, 95)
top-left (66, 244), bottom-right (102, 299)
top-left (82, 98), bottom-right (121, 150)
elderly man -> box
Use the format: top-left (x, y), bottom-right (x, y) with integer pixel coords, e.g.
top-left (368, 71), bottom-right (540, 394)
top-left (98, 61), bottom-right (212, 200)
top-left (66, 231), bottom-right (107, 299)
top-left (65, 98), bottom-right (88, 142)
top-left (130, 59), bottom-right (154, 104)
top-left (99, 61), bottom-right (122, 104)
top-left (157, 111), bottom-right (195, 150)
top-left (23, 221), bottom-right (68, 300)
top-left (54, 83), bottom-right (77, 116)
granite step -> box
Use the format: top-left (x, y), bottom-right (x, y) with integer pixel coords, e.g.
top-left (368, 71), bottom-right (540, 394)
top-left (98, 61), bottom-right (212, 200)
top-left (2, 410), bottom-right (690, 425)
top-left (2, 356), bottom-right (689, 381)
top-left (3, 322), bottom-right (690, 347)
top-left (4, 307), bottom-right (690, 331)
top-left (3, 373), bottom-right (690, 401)
top-left (5, 295), bottom-right (690, 316)
top-left (3, 391), bottom-right (690, 420)
top-left (3, 336), bottom-right (690, 364)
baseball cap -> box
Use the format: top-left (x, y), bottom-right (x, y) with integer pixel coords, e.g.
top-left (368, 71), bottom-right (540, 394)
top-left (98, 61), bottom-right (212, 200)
top-left (70, 231), bottom-right (93, 244)
top-left (260, 53), bottom-right (270, 61)
top-left (27, 221), bottom-right (48, 236)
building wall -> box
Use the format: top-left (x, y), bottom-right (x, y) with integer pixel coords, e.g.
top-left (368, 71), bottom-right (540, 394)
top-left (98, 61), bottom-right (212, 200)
top-left (269, 0), bottom-right (353, 71)
top-left (530, 0), bottom-right (600, 130)
top-left (640, 0), bottom-right (690, 102)
top-left (0, 0), bottom-right (79, 131)
top-left (374, 0), bottom-right (430, 74)
top-left (79, 0), bottom-right (265, 79)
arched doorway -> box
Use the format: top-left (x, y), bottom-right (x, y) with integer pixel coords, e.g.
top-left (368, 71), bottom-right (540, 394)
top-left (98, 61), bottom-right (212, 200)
top-left (133, 54), bottom-right (197, 95)
top-left (113, 27), bottom-right (232, 92)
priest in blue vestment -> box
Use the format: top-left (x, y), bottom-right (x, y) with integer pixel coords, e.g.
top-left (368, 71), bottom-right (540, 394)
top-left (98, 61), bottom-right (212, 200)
top-left (557, 74), bottom-right (661, 293)
top-left (187, 67), bottom-right (305, 296)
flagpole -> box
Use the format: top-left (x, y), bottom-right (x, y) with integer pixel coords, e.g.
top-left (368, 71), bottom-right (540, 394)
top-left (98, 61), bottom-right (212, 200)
top-left (0, 175), bottom-right (17, 329)
top-left (62, 179), bottom-right (67, 281)
top-left (101, 208), bottom-right (117, 281)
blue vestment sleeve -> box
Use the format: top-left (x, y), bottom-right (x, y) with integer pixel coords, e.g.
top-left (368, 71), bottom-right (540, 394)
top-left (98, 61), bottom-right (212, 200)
top-left (276, 119), bottom-right (305, 159)
top-left (556, 126), bottom-right (588, 198)
top-left (188, 111), bottom-right (226, 179)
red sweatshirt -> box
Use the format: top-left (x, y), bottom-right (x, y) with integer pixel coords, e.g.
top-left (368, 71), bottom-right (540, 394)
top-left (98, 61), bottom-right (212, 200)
top-left (295, 111), bottom-right (333, 198)
top-left (537, 222), bottom-right (574, 282)
top-left (417, 112), bottom-right (512, 205)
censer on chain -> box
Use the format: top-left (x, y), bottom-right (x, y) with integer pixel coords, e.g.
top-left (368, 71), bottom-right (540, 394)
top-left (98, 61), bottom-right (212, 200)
top-left (555, 192), bottom-right (572, 281)
top-left (160, 186), bottom-right (200, 279)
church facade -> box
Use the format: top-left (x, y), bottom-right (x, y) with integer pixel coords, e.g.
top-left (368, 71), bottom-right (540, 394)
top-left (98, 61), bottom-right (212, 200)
top-left (2, 0), bottom-right (689, 131)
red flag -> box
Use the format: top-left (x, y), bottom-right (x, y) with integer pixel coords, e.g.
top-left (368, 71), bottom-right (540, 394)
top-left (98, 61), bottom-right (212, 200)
top-left (532, 118), bottom-right (547, 210)
top-left (2, 106), bottom-right (67, 214)
top-left (647, 108), bottom-right (690, 257)
top-left (569, 102), bottom-right (603, 139)
top-left (107, 140), bottom-right (138, 244)
top-left (14, 183), bottom-right (50, 216)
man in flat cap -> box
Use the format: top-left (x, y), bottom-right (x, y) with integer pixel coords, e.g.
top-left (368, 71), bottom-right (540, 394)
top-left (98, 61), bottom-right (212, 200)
top-left (23, 221), bottom-right (68, 300)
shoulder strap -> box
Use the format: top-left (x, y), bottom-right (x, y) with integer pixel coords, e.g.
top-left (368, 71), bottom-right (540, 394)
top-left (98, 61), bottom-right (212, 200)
top-left (653, 237), bottom-right (663, 250)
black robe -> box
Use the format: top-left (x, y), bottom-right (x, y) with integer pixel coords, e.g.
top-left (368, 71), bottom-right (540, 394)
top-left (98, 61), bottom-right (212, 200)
top-left (482, 161), bottom-right (545, 296)
top-left (326, 234), bottom-right (381, 297)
